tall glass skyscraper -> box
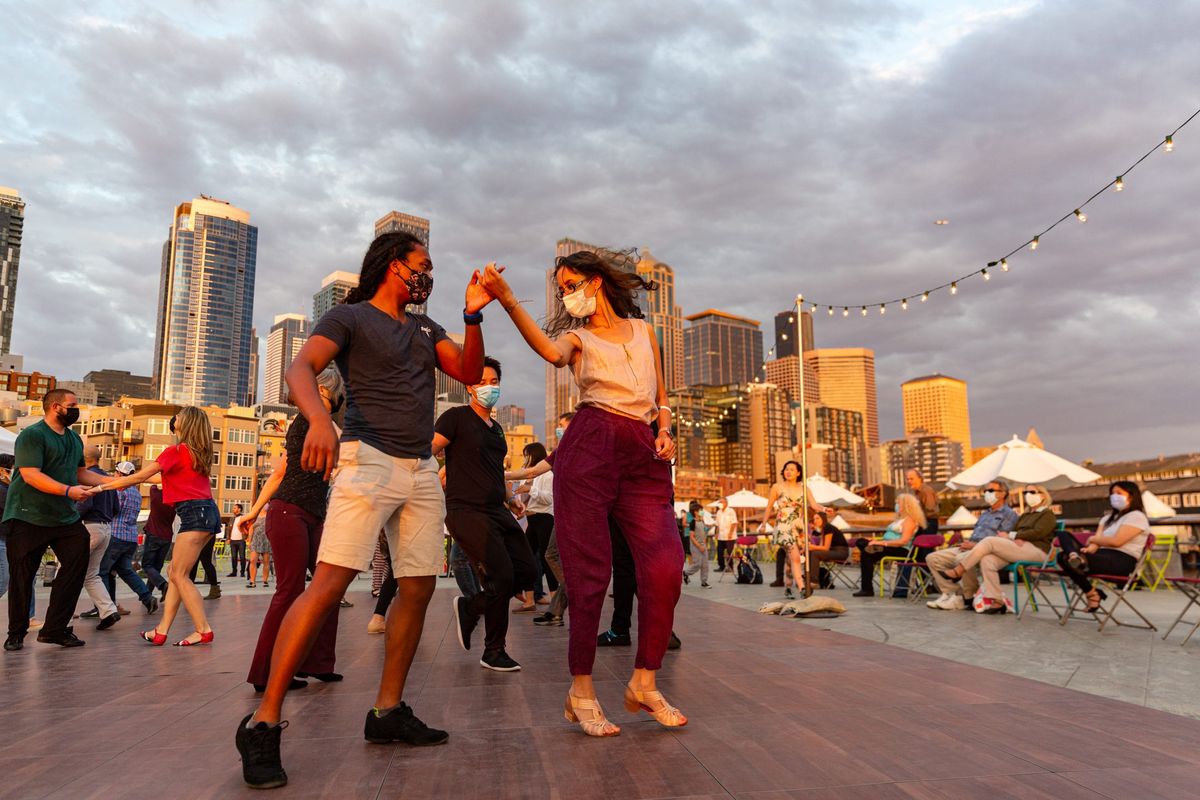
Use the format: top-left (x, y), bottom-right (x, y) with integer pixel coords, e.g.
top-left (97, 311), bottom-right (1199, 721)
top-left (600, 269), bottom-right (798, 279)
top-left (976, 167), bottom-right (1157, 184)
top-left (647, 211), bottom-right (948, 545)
top-left (312, 270), bottom-right (359, 324)
top-left (153, 196), bottom-right (257, 407)
top-left (0, 186), bottom-right (25, 355)
top-left (374, 211), bottom-right (429, 315)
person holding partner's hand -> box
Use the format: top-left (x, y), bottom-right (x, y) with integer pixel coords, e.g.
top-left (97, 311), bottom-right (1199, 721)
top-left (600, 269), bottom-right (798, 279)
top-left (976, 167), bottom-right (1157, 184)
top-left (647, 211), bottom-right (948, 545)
top-left (85, 406), bottom-right (222, 647)
top-left (235, 231), bottom-right (495, 790)
top-left (479, 249), bottom-right (686, 738)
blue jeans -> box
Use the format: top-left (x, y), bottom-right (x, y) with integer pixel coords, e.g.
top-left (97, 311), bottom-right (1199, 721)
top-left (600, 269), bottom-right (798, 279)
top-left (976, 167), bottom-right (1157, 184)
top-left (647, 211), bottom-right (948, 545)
top-left (100, 538), bottom-right (152, 603)
top-left (141, 536), bottom-right (170, 592)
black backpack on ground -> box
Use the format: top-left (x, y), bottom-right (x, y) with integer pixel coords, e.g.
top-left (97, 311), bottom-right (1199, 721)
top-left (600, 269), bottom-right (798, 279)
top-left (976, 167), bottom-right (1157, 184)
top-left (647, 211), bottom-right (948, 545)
top-left (736, 554), bottom-right (763, 585)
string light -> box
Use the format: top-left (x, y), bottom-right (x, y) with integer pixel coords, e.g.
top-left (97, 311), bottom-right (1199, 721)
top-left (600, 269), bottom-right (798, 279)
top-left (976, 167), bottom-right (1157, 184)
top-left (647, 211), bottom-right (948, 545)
top-left (770, 105), bottom-right (1196, 318)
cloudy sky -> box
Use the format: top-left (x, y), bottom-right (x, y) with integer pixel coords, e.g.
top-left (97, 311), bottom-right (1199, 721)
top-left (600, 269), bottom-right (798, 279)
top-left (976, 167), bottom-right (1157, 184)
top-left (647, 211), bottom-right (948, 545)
top-left (3, 0), bottom-right (1197, 463)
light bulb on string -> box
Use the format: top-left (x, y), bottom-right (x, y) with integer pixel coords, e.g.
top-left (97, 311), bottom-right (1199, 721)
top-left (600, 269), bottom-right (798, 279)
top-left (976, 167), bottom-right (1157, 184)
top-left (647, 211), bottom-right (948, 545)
top-left (1165, 135), bottom-right (1174, 153)
top-left (1074, 208), bottom-right (1087, 223)
top-left (921, 291), bottom-right (929, 302)
top-left (1031, 236), bottom-right (1039, 251)
top-left (879, 304), bottom-right (886, 315)
top-left (860, 306), bottom-right (867, 317)
top-left (1114, 175), bottom-right (1124, 192)
top-left (1001, 258), bottom-right (1009, 272)
top-left (827, 306), bottom-right (834, 316)
top-left (842, 307), bottom-right (849, 317)
top-left (950, 282), bottom-right (958, 295)
top-left (982, 269), bottom-right (989, 281)
top-left (901, 298), bottom-right (908, 310)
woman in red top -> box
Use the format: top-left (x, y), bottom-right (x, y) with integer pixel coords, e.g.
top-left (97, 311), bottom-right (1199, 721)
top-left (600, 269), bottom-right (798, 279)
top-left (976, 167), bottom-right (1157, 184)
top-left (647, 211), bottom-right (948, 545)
top-left (89, 406), bottom-right (221, 646)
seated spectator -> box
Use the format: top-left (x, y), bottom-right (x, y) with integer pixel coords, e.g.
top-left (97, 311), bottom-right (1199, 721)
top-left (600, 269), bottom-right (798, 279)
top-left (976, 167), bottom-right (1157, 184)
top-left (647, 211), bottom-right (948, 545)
top-left (852, 494), bottom-right (924, 597)
top-left (1056, 480), bottom-right (1151, 612)
top-left (937, 484), bottom-right (1058, 614)
top-left (806, 511), bottom-right (849, 590)
top-left (926, 480), bottom-right (1019, 611)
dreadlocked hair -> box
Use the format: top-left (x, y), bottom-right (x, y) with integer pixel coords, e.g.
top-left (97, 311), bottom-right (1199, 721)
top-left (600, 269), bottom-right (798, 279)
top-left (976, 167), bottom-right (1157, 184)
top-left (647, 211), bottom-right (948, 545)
top-left (344, 231), bottom-right (425, 305)
top-left (543, 248), bottom-right (656, 338)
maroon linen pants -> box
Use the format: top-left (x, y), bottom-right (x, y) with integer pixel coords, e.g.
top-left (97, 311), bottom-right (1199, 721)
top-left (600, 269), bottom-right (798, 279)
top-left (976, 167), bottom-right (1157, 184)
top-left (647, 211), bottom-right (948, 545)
top-left (246, 500), bottom-right (339, 686)
top-left (552, 407), bottom-right (682, 675)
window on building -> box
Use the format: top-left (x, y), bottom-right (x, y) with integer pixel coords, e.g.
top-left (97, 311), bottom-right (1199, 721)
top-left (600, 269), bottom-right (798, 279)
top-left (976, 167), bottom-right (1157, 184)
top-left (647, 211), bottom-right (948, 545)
top-left (148, 419), bottom-right (170, 436)
top-left (226, 451), bottom-right (239, 467)
top-left (212, 429), bottom-right (223, 442)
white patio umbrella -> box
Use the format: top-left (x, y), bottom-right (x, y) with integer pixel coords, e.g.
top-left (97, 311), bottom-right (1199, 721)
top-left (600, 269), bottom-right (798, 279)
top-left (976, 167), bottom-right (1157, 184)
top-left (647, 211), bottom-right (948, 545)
top-left (807, 474), bottom-right (865, 508)
top-left (946, 435), bottom-right (1101, 492)
top-left (946, 506), bottom-right (978, 526)
top-left (1142, 491), bottom-right (1175, 520)
top-left (724, 489), bottom-right (768, 534)
top-left (0, 425), bottom-right (16, 456)
top-left (829, 514), bottom-right (851, 531)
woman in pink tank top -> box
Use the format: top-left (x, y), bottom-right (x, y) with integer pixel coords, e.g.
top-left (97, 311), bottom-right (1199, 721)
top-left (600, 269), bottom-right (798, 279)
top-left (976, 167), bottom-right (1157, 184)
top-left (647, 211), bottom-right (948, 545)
top-left (481, 249), bottom-right (686, 737)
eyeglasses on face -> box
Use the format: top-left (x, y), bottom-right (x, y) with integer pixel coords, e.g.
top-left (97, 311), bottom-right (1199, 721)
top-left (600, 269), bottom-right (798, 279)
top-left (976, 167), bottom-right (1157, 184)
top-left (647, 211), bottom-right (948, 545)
top-left (555, 276), bottom-right (591, 300)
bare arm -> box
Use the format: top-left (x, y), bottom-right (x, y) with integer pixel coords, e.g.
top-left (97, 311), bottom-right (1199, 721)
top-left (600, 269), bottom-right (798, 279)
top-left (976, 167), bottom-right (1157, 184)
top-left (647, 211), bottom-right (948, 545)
top-left (1097, 523), bottom-right (1146, 549)
top-left (892, 518), bottom-right (918, 547)
top-left (89, 461), bottom-right (162, 493)
top-left (505, 460), bottom-right (552, 482)
top-left (431, 432), bottom-right (451, 458)
top-left (20, 466), bottom-right (94, 502)
top-left (242, 454), bottom-right (286, 529)
top-left (763, 484), bottom-right (780, 526)
top-left (646, 324), bottom-right (675, 461)
top-left (286, 336), bottom-right (341, 481)
top-left (478, 265), bottom-right (579, 367)
top-left (811, 532), bottom-right (833, 553)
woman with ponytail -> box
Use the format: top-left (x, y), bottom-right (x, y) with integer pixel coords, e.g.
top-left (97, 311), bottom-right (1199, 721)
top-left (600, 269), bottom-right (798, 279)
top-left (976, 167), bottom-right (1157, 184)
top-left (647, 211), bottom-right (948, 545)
top-left (88, 406), bottom-right (220, 646)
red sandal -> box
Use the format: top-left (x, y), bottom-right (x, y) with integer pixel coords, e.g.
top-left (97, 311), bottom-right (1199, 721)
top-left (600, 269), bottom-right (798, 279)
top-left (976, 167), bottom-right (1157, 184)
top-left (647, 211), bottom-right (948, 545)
top-left (141, 628), bottom-right (167, 646)
top-left (174, 630), bottom-right (215, 647)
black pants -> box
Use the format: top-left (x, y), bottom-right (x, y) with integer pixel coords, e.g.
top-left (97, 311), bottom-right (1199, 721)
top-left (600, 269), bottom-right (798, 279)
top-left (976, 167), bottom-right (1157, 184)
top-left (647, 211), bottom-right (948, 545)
top-left (229, 540), bottom-right (247, 576)
top-left (189, 536), bottom-right (218, 585)
top-left (141, 535), bottom-right (170, 592)
top-left (776, 548), bottom-right (786, 583)
top-left (6, 520), bottom-right (89, 638)
top-left (446, 505), bottom-right (537, 654)
top-left (715, 540), bottom-right (735, 571)
top-left (856, 538), bottom-right (909, 592)
top-left (808, 547), bottom-right (851, 586)
top-left (525, 513), bottom-right (557, 596)
top-left (609, 519), bottom-right (637, 635)
top-left (1055, 531), bottom-right (1137, 592)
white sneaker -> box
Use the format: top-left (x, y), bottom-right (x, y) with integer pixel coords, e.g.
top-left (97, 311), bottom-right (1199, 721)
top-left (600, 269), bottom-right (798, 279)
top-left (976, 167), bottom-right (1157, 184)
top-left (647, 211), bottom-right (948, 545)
top-left (934, 594), bottom-right (966, 611)
top-left (926, 593), bottom-right (951, 609)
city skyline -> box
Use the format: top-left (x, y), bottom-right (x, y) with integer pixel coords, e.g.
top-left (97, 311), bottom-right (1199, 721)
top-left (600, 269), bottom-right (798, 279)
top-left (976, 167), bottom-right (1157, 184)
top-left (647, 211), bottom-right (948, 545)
top-left (3, 3), bottom-right (1198, 462)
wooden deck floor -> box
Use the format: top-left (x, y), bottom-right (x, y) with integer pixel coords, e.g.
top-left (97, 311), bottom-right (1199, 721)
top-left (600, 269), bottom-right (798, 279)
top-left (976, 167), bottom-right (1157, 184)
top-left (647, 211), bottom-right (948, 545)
top-left (3, 585), bottom-right (1200, 799)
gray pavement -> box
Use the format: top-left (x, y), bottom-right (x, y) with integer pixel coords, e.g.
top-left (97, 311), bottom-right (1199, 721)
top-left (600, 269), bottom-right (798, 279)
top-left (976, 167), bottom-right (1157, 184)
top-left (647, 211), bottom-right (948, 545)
top-left (682, 569), bottom-right (1200, 719)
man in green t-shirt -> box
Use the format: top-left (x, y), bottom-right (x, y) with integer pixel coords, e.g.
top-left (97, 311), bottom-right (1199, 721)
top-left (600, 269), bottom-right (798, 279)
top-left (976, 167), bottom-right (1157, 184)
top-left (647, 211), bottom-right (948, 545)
top-left (3, 389), bottom-right (112, 652)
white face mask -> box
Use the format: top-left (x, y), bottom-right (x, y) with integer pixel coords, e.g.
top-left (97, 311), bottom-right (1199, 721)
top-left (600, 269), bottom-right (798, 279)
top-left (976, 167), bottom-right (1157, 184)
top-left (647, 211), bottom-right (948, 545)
top-left (1110, 493), bottom-right (1128, 511)
top-left (983, 490), bottom-right (997, 505)
top-left (562, 284), bottom-right (597, 318)
top-left (1024, 492), bottom-right (1042, 507)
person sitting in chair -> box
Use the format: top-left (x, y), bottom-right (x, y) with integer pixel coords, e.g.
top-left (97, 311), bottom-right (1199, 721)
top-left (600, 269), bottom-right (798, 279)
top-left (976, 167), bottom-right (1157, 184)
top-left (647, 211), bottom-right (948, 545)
top-left (1054, 481), bottom-right (1150, 613)
top-left (852, 495), bottom-right (923, 597)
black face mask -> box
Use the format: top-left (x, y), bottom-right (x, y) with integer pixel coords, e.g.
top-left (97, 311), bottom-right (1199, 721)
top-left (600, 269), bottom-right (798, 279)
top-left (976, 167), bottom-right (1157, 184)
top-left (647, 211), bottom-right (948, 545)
top-left (59, 406), bottom-right (80, 427)
top-left (330, 396), bottom-right (345, 414)
top-left (396, 266), bottom-right (433, 306)
top-left (169, 415), bottom-right (177, 433)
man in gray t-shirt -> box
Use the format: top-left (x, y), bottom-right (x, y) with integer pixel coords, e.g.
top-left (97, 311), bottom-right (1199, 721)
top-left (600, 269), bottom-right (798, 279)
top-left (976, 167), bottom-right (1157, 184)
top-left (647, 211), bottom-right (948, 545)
top-left (237, 231), bottom-right (498, 790)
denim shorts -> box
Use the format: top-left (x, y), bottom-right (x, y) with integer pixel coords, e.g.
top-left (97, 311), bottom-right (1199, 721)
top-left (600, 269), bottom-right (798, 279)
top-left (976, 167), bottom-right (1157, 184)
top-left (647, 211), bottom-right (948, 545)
top-left (175, 499), bottom-right (221, 536)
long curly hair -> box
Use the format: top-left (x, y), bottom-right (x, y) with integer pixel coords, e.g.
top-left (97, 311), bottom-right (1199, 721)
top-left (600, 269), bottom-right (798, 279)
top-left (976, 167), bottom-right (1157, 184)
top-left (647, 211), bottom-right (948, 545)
top-left (344, 232), bottom-right (425, 305)
top-left (173, 406), bottom-right (214, 477)
top-left (544, 248), bottom-right (655, 338)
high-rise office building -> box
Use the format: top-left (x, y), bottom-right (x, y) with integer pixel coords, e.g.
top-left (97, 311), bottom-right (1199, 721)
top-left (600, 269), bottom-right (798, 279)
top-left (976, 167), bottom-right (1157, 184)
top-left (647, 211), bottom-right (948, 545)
top-left (494, 404), bottom-right (526, 431)
top-left (773, 309), bottom-right (814, 358)
top-left (683, 310), bottom-right (763, 387)
top-left (747, 382), bottom-right (794, 487)
top-left (902, 373), bottom-right (973, 466)
top-left (436, 332), bottom-right (468, 410)
top-left (152, 196), bottom-right (257, 407)
top-left (246, 328), bottom-right (259, 406)
top-left (806, 348), bottom-right (879, 446)
top-left (764, 355), bottom-right (819, 407)
top-left (84, 369), bottom-right (154, 406)
top-left (636, 249), bottom-right (685, 390)
top-left (313, 270), bottom-right (359, 323)
top-left (544, 238), bottom-right (637, 444)
top-left (264, 314), bottom-right (309, 406)
top-left (0, 186), bottom-right (25, 355)
top-left (798, 404), bottom-right (866, 487)
top-left (881, 428), bottom-right (964, 487)
top-left (375, 211), bottom-right (429, 315)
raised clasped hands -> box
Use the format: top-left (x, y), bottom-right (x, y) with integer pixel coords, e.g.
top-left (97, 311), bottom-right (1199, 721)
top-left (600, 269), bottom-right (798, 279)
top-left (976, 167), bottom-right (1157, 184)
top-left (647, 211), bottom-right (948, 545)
top-left (478, 263), bottom-right (517, 311)
top-left (466, 262), bottom-right (505, 314)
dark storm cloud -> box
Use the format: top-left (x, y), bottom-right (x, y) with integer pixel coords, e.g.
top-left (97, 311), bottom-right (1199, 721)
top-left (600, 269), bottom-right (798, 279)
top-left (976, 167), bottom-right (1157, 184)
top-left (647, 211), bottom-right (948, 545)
top-left (3, 0), bottom-right (1197, 462)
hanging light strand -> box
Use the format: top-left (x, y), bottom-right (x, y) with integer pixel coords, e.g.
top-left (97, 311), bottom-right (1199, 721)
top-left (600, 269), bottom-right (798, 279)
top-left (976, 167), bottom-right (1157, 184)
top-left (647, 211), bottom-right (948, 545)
top-left (789, 105), bottom-right (1200, 314)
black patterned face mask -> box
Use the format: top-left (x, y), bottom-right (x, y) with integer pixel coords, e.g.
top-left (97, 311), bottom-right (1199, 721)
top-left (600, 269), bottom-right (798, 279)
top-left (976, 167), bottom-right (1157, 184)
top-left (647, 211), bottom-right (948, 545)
top-left (404, 270), bottom-right (433, 306)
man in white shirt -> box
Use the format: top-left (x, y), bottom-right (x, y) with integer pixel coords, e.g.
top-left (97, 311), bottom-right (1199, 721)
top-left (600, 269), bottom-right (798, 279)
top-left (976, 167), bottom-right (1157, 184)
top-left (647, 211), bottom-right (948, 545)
top-left (714, 499), bottom-right (738, 572)
top-left (227, 504), bottom-right (247, 578)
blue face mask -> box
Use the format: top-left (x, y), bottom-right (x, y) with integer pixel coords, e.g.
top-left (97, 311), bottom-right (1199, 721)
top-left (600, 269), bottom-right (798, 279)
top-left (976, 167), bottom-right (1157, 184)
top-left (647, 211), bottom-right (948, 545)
top-left (554, 427), bottom-right (564, 440)
top-left (474, 385), bottom-right (501, 409)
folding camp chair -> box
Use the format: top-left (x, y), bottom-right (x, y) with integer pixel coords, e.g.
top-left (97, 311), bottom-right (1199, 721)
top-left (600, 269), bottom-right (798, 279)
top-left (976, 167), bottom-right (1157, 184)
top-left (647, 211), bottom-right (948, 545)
top-left (896, 533), bottom-right (955, 604)
top-left (1161, 577), bottom-right (1200, 645)
top-left (827, 553), bottom-right (860, 590)
top-left (1143, 533), bottom-right (1177, 591)
top-left (876, 542), bottom-right (918, 598)
top-left (1021, 531), bottom-right (1091, 621)
top-left (1028, 535), bottom-right (1157, 632)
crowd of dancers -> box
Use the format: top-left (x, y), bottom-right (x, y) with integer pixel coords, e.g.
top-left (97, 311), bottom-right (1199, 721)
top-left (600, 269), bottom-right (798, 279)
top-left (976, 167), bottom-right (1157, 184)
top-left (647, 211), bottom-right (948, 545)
top-left (0, 231), bottom-right (689, 790)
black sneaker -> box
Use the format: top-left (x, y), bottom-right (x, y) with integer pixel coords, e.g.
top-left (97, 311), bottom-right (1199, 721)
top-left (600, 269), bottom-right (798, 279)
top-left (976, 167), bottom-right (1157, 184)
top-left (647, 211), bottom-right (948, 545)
top-left (36, 627), bottom-right (85, 647)
top-left (452, 596), bottom-right (477, 651)
top-left (596, 629), bottom-right (631, 647)
top-left (480, 649), bottom-right (521, 672)
top-left (668, 632), bottom-right (682, 651)
top-left (532, 613), bottom-right (563, 627)
top-left (79, 608), bottom-right (100, 619)
top-left (97, 613), bottom-right (121, 631)
top-left (236, 714), bottom-right (288, 789)
top-left (363, 703), bottom-right (448, 746)
top-left (143, 595), bottom-right (159, 614)
top-left (3, 633), bottom-right (23, 652)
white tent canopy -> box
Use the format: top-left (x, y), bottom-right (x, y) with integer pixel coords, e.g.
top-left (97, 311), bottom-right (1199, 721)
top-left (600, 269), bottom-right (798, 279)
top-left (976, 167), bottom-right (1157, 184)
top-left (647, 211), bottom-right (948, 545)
top-left (946, 506), bottom-right (978, 526)
top-left (807, 474), bottom-right (865, 508)
top-left (829, 514), bottom-right (851, 531)
top-left (947, 435), bottom-right (1101, 491)
top-left (1142, 491), bottom-right (1175, 519)
top-left (724, 489), bottom-right (768, 509)
top-left (0, 426), bottom-right (16, 456)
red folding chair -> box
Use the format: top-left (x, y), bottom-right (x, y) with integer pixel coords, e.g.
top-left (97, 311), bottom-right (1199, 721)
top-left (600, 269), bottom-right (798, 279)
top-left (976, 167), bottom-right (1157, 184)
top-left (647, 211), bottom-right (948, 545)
top-left (896, 533), bottom-right (957, 604)
top-left (1162, 576), bottom-right (1200, 645)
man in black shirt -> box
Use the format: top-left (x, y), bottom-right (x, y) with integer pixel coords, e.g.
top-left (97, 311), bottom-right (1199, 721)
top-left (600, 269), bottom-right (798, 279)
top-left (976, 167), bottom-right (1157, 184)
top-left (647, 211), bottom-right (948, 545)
top-left (433, 356), bottom-right (536, 672)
